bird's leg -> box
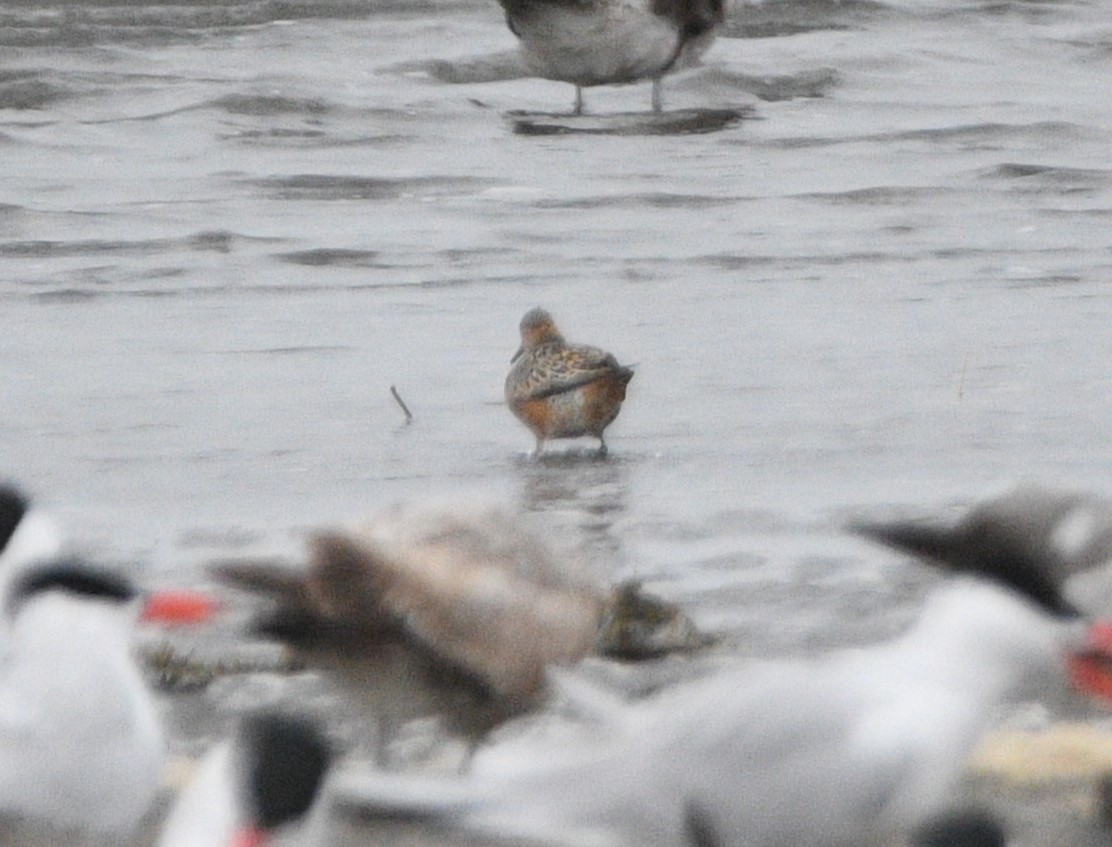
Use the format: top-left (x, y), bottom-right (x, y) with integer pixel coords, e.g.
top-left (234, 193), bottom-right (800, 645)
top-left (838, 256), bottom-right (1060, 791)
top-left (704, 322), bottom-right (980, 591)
top-left (574, 85), bottom-right (584, 116)
top-left (533, 437), bottom-right (545, 459)
top-left (651, 78), bottom-right (663, 112)
top-left (597, 436), bottom-right (608, 458)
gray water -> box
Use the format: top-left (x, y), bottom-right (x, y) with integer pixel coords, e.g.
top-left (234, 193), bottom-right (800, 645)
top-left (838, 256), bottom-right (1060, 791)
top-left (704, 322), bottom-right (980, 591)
top-left (4, 0), bottom-right (1112, 791)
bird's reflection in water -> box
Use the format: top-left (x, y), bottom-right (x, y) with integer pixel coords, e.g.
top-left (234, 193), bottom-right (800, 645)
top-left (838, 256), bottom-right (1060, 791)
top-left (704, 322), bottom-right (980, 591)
top-left (515, 449), bottom-right (631, 580)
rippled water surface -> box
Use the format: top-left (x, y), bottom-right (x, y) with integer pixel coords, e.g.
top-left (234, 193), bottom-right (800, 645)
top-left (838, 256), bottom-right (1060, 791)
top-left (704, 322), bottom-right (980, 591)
top-left (4, 0), bottom-right (1112, 800)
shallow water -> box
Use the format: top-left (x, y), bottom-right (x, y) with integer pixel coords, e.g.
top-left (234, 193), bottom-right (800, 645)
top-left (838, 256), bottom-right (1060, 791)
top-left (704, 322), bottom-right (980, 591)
top-left (5, 0), bottom-right (1112, 630)
top-left (4, 0), bottom-right (1112, 835)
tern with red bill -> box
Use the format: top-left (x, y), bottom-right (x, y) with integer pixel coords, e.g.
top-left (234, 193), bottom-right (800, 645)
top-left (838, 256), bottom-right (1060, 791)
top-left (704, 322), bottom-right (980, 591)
top-left (0, 483), bottom-right (215, 839)
top-left (0, 483), bottom-right (62, 619)
top-left (851, 483), bottom-right (1112, 705)
top-left (158, 711), bottom-right (332, 847)
top-left (0, 560), bottom-right (211, 837)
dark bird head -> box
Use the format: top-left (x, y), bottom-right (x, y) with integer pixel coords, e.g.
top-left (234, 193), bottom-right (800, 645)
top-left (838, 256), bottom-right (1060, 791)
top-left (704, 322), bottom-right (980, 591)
top-left (0, 482), bottom-right (29, 556)
top-left (240, 711), bottom-right (333, 832)
top-left (850, 514), bottom-right (1079, 619)
top-left (513, 308), bottom-right (564, 361)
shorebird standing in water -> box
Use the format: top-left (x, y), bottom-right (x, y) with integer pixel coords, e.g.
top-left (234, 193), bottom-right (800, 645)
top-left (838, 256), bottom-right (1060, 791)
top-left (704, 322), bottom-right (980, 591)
top-left (505, 308), bottom-right (634, 456)
top-left (497, 0), bottom-right (724, 114)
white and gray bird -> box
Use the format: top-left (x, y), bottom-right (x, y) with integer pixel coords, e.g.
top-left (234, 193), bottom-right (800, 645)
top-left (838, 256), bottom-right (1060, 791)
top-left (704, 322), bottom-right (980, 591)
top-left (0, 560), bottom-right (164, 838)
top-left (498, 0), bottom-right (724, 114)
top-left (0, 483), bottom-right (62, 614)
top-left (158, 711), bottom-right (332, 847)
top-left (0, 483), bottom-right (212, 841)
top-left (330, 524), bottom-right (1102, 847)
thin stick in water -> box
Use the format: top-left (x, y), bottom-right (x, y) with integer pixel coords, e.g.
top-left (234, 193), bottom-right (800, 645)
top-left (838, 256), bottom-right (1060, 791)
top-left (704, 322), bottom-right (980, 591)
top-left (390, 385), bottom-right (413, 424)
top-left (957, 352), bottom-right (970, 401)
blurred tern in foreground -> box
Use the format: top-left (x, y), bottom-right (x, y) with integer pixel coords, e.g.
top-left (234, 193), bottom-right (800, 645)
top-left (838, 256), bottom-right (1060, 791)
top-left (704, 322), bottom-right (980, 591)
top-left (159, 711), bottom-right (332, 847)
top-left (0, 482), bottom-right (217, 839)
top-left (331, 520), bottom-right (1108, 847)
top-left (0, 561), bottom-right (178, 837)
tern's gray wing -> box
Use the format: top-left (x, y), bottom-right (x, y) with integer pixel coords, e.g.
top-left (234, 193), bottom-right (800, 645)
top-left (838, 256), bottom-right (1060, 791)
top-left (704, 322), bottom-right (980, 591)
top-left (334, 601), bottom-right (1013, 847)
top-left (463, 659), bottom-right (951, 847)
top-left (651, 662), bottom-right (956, 847)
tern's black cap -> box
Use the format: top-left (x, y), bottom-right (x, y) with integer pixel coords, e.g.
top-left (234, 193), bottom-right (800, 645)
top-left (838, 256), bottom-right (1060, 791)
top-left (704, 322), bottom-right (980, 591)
top-left (851, 518), bottom-right (1078, 619)
top-left (241, 711), bottom-right (332, 831)
top-left (6, 558), bottom-right (137, 617)
top-left (0, 483), bottom-right (29, 556)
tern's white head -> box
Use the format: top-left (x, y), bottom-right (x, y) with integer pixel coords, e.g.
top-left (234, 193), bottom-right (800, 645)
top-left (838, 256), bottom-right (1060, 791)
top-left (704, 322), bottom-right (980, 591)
top-left (907, 579), bottom-right (1080, 690)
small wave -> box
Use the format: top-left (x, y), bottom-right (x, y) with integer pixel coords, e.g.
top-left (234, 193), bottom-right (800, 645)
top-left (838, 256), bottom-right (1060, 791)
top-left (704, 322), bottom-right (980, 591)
top-left (978, 162), bottom-right (1110, 193)
top-left (222, 345), bottom-right (353, 355)
top-left (221, 127), bottom-right (328, 141)
top-left (725, 0), bottom-right (894, 38)
top-left (245, 173), bottom-right (499, 200)
top-left (983, 162), bottom-right (1108, 180)
top-left (752, 121), bottom-right (1094, 151)
top-left (77, 91), bottom-right (343, 125)
top-left (925, 0), bottom-right (1076, 24)
top-left (0, 239), bottom-right (167, 258)
top-left (535, 193), bottom-right (741, 210)
top-left (0, 71), bottom-right (70, 110)
top-left (31, 288), bottom-right (100, 303)
top-left (676, 66), bottom-right (840, 102)
top-left (210, 93), bottom-right (333, 117)
top-left (885, 121), bottom-right (1095, 146)
top-left (277, 248), bottom-right (383, 267)
top-left (385, 51), bottom-right (530, 84)
top-left (0, 1), bottom-right (384, 47)
top-left (698, 250), bottom-right (899, 269)
top-left (696, 254), bottom-right (787, 270)
top-left (0, 230), bottom-right (250, 259)
top-left (792, 185), bottom-right (949, 206)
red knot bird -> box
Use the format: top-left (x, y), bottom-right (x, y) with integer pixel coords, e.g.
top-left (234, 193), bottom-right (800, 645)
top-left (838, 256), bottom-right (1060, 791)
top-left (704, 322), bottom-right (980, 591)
top-left (498, 0), bottom-right (724, 114)
top-left (505, 308), bottom-right (634, 457)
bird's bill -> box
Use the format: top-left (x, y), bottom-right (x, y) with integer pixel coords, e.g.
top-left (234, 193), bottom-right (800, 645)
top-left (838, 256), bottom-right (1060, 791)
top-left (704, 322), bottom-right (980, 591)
top-left (140, 589), bottom-right (219, 626)
top-left (1067, 621), bottom-right (1112, 705)
top-left (228, 826), bottom-right (268, 847)
top-left (511, 345), bottom-right (523, 363)
top-left (850, 520), bottom-right (957, 564)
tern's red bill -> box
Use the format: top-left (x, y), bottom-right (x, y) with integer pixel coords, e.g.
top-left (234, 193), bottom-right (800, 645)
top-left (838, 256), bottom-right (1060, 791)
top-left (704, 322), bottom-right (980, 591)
top-left (1067, 621), bottom-right (1112, 705)
top-left (141, 590), bottom-right (219, 626)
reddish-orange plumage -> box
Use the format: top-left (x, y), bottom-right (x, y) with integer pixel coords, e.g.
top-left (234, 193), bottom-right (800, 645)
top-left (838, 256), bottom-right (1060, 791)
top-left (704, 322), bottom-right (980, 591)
top-left (505, 308), bottom-right (634, 455)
